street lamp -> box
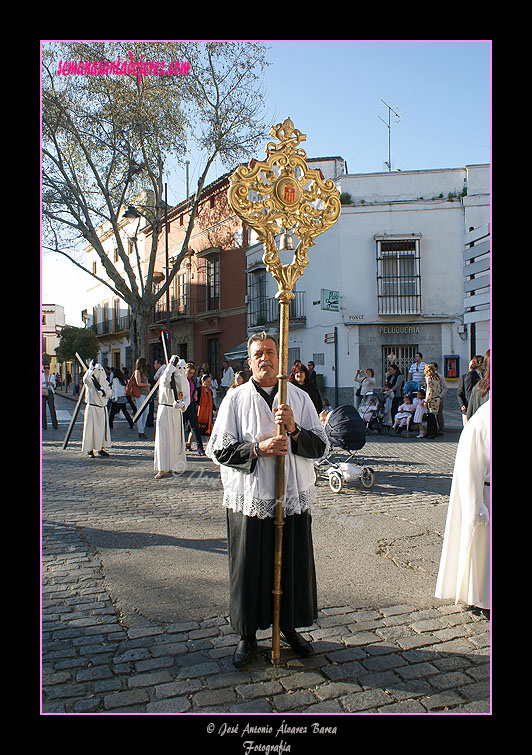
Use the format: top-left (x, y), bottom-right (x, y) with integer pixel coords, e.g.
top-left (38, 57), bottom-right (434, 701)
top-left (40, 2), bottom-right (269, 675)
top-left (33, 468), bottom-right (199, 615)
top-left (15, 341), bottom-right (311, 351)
top-left (123, 205), bottom-right (142, 220)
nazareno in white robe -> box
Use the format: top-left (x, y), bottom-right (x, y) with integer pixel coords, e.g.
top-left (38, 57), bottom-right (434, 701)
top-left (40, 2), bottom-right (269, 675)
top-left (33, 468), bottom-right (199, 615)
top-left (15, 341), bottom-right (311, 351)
top-left (81, 364), bottom-right (112, 453)
top-left (435, 399), bottom-right (490, 609)
top-left (206, 379), bottom-right (329, 518)
top-left (154, 360), bottom-right (190, 473)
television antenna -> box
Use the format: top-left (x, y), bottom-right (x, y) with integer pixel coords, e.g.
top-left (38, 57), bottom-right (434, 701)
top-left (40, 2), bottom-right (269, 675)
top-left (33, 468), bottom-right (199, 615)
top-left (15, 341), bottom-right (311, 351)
top-left (378, 100), bottom-right (401, 172)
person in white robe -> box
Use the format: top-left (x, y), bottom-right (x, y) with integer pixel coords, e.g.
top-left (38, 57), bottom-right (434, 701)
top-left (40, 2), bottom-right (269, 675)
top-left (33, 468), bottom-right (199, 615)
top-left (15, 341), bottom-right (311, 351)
top-left (206, 332), bottom-right (329, 668)
top-left (81, 362), bottom-right (112, 457)
top-left (435, 398), bottom-right (490, 615)
top-left (153, 357), bottom-right (190, 479)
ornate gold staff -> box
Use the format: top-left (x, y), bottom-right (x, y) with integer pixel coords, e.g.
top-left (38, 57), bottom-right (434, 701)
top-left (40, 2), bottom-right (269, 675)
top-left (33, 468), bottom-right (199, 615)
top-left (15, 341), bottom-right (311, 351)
top-left (228, 118), bottom-right (341, 664)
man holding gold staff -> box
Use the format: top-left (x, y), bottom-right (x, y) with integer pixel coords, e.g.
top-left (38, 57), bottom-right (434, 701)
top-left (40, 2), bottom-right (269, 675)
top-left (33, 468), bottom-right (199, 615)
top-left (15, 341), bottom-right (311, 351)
top-left (206, 332), bottom-right (328, 668)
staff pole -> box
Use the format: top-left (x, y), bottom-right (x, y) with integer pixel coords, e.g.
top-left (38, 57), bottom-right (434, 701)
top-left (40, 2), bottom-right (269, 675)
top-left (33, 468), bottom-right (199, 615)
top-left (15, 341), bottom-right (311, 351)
top-left (229, 118), bottom-right (341, 664)
top-left (271, 293), bottom-right (292, 663)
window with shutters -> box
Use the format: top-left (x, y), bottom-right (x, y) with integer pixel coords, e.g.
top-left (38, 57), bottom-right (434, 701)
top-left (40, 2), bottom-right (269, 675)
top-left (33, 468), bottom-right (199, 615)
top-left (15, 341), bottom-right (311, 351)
top-left (376, 237), bottom-right (421, 314)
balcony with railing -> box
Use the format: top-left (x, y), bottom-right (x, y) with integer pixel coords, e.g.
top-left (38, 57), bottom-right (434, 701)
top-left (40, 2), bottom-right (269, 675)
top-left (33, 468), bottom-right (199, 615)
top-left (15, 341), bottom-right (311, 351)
top-left (153, 296), bottom-right (188, 324)
top-left (248, 291), bottom-right (306, 329)
top-left (89, 313), bottom-right (130, 336)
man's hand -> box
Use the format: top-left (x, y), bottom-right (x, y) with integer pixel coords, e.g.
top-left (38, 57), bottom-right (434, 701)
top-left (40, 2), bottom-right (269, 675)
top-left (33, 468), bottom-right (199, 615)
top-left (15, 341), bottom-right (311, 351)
top-left (273, 404), bottom-right (296, 434)
top-left (258, 435), bottom-right (289, 456)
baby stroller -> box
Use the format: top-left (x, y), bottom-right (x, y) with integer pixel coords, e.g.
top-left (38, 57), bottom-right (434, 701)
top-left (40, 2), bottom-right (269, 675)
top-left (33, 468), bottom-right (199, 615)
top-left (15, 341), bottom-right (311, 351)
top-left (315, 404), bottom-right (375, 492)
top-left (359, 390), bottom-right (388, 434)
top-left (402, 380), bottom-right (419, 398)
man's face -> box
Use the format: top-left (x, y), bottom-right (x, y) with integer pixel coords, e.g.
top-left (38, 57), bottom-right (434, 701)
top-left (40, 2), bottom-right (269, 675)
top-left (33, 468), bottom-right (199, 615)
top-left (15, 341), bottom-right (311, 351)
top-left (248, 339), bottom-right (279, 386)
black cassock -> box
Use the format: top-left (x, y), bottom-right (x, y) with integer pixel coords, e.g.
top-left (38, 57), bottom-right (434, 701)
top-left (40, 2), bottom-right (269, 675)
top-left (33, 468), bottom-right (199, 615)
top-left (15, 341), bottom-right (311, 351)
top-left (214, 380), bottom-right (326, 636)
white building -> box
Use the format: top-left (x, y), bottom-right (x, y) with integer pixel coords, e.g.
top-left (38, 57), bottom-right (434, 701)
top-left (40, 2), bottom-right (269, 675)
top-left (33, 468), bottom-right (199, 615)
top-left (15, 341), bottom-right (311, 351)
top-left (245, 161), bottom-right (490, 407)
top-left (42, 303), bottom-right (66, 371)
top-left (82, 191), bottom-right (154, 373)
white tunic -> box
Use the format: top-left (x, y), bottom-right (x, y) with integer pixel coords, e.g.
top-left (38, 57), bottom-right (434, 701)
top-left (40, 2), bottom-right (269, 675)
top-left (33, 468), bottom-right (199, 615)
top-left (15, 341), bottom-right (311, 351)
top-left (153, 360), bottom-right (190, 472)
top-left (206, 380), bottom-right (329, 519)
top-left (435, 399), bottom-right (490, 609)
top-left (81, 364), bottom-right (112, 452)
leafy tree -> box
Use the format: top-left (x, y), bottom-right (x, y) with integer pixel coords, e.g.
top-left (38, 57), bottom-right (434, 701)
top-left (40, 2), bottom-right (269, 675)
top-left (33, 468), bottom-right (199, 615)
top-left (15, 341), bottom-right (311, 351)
top-left (55, 326), bottom-right (100, 364)
top-left (42, 41), bottom-right (269, 358)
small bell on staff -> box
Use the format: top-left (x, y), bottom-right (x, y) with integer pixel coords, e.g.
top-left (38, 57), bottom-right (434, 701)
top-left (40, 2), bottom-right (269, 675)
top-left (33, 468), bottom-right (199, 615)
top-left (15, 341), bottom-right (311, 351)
top-left (279, 232), bottom-right (294, 251)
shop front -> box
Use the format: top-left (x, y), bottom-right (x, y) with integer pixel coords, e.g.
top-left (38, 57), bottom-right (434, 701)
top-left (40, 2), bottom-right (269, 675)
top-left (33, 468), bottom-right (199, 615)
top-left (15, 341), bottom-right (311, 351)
top-left (355, 322), bottom-right (448, 387)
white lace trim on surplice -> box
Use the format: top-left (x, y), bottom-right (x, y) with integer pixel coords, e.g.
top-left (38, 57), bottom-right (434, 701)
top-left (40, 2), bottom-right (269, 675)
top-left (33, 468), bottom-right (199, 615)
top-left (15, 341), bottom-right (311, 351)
top-left (222, 487), bottom-right (318, 519)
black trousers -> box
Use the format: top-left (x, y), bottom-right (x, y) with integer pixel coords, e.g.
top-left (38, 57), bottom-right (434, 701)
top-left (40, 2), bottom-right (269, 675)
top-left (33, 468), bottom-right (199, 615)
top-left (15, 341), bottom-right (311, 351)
top-left (109, 401), bottom-right (133, 428)
top-left (226, 508), bottom-right (318, 637)
top-left (42, 392), bottom-right (58, 429)
top-left (426, 412), bottom-right (439, 438)
top-left (184, 402), bottom-right (204, 449)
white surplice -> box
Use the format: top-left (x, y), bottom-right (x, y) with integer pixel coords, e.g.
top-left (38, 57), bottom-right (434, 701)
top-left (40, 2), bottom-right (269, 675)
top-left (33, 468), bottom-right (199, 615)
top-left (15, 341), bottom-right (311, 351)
top-left (206, 380), bottom-right (329, 519)
top-left (435, 399), bottom-right (490, 609)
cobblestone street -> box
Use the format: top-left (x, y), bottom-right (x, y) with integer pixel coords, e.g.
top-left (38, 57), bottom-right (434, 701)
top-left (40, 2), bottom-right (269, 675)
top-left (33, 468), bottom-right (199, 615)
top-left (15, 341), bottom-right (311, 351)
top-left (41, 396), bottom-right (490, 718)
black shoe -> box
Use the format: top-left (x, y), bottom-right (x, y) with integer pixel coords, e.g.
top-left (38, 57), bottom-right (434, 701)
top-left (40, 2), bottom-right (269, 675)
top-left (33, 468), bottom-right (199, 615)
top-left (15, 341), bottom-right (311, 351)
top-left (88, 451), bottom-right (95, 457)
top-left (233, 635), bottom-right (257, 668)
top-left (281, 630), bottom-right (313, 657)
top-left (98, 449), bottom-right (110, 457)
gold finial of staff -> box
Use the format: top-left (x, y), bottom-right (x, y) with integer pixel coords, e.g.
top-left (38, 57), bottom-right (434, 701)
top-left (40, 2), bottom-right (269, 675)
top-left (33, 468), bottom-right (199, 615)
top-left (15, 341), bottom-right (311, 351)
top-left (229, 118), bottom-right (341, 664)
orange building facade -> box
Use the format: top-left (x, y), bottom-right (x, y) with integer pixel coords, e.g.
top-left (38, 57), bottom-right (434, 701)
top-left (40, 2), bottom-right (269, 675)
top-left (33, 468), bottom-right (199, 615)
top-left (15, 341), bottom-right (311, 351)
top-left (145, 171), bottom-right (249, 382)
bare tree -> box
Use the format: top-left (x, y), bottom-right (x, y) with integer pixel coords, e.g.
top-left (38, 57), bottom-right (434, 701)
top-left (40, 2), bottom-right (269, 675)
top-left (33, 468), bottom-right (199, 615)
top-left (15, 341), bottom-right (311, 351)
top-left (42, 41), bottom-right (269, 358)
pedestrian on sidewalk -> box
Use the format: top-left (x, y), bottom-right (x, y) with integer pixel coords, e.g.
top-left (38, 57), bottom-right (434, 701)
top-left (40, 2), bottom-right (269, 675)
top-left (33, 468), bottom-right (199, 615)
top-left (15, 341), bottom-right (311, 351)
top-left (413, 389), bottom-right (426, 437)
top-left (133, 358), bottom-right (150, 439)
top-left (154, 357), bottom-right (190, 479)
top-left (386, 364), bottom-right (404, 422)
top-left (206, 331), bottom-right (329, 668)
top-left (457, 355), bottom-right (483, 427)
top-left (408, 352), bottom-right (427, 389)
top-left (423, 363), bottom-right (443, 439)
top-left (184, 363), bottom-right (206, 456)
top-left (81, 361), bottom-right (112, 457)
top-left (466, 349), bottom-right (490, 422)
top-left (431, 362), bottom-right (448, 435)
top-left (354, 368), bottom-right (376, 409)
top-left (220, 360), bottom-right (235, 398)
top-left (42, 365), bottom-right (58, 430)
top-left (109, 368), bottom-right (134, 429)
top-left (197, 373), bottom-right (214, 438)
top-left (228, 371), bottom-right (246, 391)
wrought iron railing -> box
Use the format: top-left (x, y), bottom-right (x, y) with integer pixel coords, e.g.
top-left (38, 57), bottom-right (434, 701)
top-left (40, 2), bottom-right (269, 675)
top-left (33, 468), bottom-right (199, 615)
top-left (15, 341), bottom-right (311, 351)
top-left (248, 291), bottom-right (306, 328)
top-left (89, 314), bottom-right (130, 336)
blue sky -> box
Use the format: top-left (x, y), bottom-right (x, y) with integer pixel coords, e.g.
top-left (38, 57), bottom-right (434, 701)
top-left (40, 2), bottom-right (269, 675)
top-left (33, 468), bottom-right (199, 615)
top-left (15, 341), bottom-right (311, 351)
top-left (178, 40), bottom-right (490, 207)
top-left (261, 40), bottom-right (491, 172)
top-left (42, 40), bottom-right (491, 326)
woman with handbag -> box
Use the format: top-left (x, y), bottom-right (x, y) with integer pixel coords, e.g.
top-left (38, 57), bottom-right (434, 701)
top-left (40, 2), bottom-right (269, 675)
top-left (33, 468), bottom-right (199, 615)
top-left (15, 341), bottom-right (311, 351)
top-left (109, 368), bottom-right (134, 429)
top-left (423, 363), bottom-right (443, 439)
top-left (132, 357), bottom-right (150, 438)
